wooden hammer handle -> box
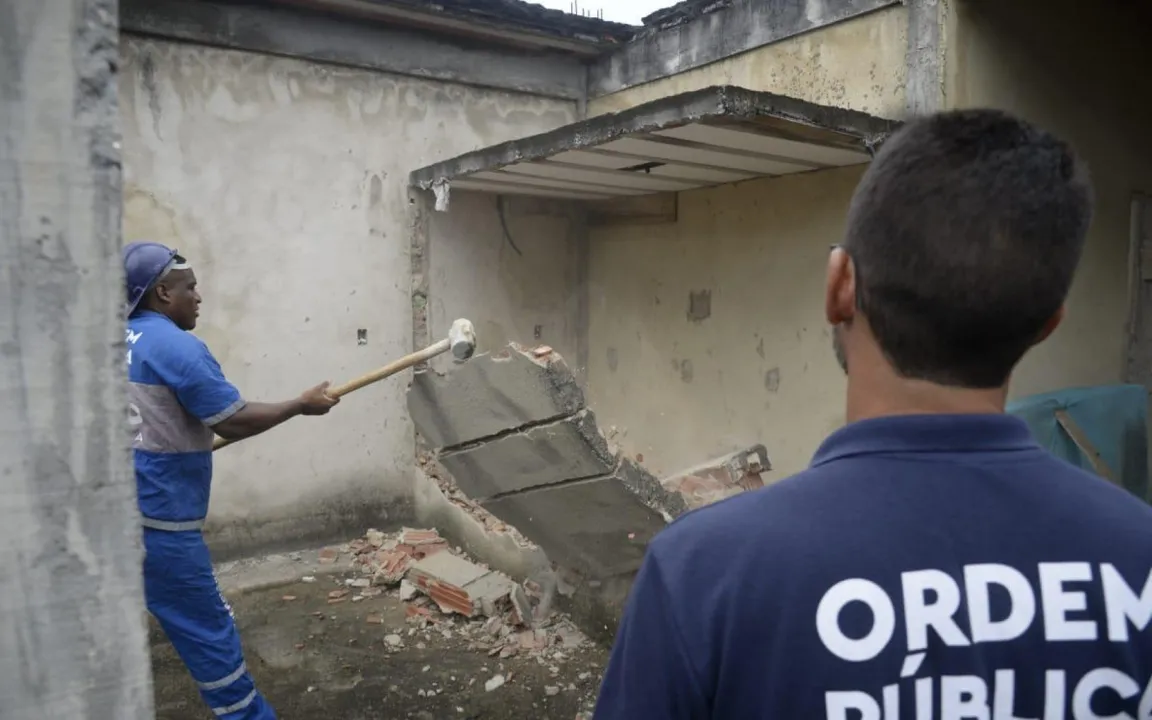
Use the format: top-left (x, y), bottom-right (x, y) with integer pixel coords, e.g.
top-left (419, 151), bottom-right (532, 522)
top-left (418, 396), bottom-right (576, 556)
top-left (212, 338), bottom-right (451, 452)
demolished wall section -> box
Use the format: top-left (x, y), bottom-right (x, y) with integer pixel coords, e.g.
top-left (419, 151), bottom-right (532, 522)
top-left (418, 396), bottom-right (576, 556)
top-left (408, 344), bottom-right (687, 584)
top-left (407, 343), bottom-right (773, 640)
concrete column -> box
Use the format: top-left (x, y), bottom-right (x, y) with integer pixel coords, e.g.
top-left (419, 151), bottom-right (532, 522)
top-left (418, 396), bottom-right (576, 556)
top-left (905, 0), bottom-right (945, 116)
top-left (0, 2), bottom-right (154, 718)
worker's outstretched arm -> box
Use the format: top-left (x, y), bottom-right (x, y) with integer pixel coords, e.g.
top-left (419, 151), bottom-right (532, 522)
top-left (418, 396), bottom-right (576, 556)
top-left (212, 382), bottom-right (338, 441)
top-left (593, 552), bottom-right (709, 720)
top-left (152, 333), bottom-right (339, 442)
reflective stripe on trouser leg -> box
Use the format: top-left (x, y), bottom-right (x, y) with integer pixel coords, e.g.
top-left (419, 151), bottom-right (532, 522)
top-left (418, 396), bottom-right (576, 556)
top-left (143, 529), bottom-right (277, 720)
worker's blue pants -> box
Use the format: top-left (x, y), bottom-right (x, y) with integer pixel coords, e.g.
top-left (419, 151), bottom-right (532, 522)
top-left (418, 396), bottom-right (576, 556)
top-left (143, 529), bottom-right (276, 719)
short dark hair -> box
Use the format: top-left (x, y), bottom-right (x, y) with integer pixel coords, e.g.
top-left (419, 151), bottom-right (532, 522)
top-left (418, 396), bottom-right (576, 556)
top-left (843, 108), bottom-right (1094, 388)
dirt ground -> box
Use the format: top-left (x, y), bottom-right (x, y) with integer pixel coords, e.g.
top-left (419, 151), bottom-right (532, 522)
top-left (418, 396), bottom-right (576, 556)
top-left (150, 574), bottom-right (609, 720)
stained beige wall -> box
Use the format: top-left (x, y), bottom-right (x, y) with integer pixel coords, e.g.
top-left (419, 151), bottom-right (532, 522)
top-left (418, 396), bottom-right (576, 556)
top-left (586, 168), bottom-right (863, 479)
top-left (120, 37), bottom-right (574, 553)
top-left (945, 0), bottom-right (1152, 398)
top-left (587, 6), bottom-right (907, 120)
top-left (426, 193), bottom-right (584, 374)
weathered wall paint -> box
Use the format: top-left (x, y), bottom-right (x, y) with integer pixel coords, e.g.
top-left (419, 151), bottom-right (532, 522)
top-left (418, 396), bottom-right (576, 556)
top-left (589, 0), bottom-right (902, 98)
top-left (944, 0), bottom-right (1152, 398)
top-left (426, 193), bottom-right (584, 374)
top-left (0, 1), bottom-right (154, 716)
top-left (586, 0), bottom-right (1152, 483)
top-left (119, 37), bottom-right (575, 555)
top-left (586, 167), bottom-right (866, 479)
top-left (587, 7), bottom-right (908, 120)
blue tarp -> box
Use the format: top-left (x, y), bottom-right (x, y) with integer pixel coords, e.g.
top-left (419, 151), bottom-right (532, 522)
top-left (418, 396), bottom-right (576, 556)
top-left (1007, 384), bottom-right (1149, 502)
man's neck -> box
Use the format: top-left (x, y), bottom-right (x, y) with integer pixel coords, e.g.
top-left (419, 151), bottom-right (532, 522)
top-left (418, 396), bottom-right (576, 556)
top-left (845, 345), bottom-right (1009, 424)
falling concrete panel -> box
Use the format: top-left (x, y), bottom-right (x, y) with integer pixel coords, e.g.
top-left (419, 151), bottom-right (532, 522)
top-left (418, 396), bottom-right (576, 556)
top-left (617, 457), bottom-right (689, 519)
top-left (483, 476), bottom-right (668, 579)
top-left (438, 410), bottom-right (617, 499)
top-left (408, 344), bottom-right (586, 449)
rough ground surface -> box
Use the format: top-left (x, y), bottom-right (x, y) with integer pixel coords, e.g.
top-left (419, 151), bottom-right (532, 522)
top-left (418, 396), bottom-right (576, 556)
top-left (152, 536), bottom-right (607, 719)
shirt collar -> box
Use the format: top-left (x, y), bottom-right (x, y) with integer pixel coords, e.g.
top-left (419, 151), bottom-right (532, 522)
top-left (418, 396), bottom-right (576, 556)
top-left (812, 413), bottom-right (1039, 467)
top-left (133, 310), bottom-right (173, 325)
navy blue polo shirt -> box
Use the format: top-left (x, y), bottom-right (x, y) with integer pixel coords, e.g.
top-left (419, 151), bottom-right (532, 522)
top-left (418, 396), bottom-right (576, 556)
top-left (594, 414), bottom-right (1152, 720)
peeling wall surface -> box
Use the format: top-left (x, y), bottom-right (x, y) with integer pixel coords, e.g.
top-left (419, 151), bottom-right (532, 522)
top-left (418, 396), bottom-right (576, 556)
top-left (945, 0), bottom-right (1152, 398)
top-left (587, 7), bottom-right (908, 120)
top-left (119, 37), bottom-right (574, 554)
top-left (586, 167), bottom-right (866, 479)
top-left (1, 1), bottom-right (153, 716)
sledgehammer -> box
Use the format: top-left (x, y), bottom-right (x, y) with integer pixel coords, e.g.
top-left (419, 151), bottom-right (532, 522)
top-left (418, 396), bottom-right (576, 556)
top-left (212, 318), bottom-right (477, 451)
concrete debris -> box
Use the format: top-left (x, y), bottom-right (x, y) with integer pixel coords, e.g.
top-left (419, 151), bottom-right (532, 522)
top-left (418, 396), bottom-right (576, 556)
top-left (417, 453), bottom-right (536, 549)
top-left (407, 551), bottom-right (514, 618)
top-left (660, 445), bottom-right (771, 511)
top-left (321, 527), bottom-right (590, 665)
top-left (485, 675), bottom-right (506, 692)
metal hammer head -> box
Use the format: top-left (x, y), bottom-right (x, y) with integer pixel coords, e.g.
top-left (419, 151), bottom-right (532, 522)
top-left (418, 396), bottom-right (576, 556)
top-left (448, 318), bottom-right (477, 360)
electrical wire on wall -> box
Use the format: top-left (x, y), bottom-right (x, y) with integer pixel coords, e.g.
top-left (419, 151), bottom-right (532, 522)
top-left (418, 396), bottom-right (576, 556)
top-left (497, 195), bottom-right (523, 256)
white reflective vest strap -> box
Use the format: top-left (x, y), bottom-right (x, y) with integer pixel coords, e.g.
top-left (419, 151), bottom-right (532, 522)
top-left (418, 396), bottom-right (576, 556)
top-left (198, 661), bottom-right (248, 692)
top-left (140, 517), bottom-right (206, 531)
top-left (212, 688), bottom-right (258, 717)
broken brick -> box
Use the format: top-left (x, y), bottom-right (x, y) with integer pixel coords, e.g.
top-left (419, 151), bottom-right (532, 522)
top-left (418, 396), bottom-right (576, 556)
top-left (318, 547), bottom-right (339, 564)
top-left (328, 589), bottom-right (350, 600)
top-left (366, 614), bottom-right (383, 625)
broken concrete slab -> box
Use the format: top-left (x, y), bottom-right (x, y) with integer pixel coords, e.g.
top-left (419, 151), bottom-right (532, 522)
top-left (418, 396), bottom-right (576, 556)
top-left (483, 473), bottom-right (667, 579)
top-left (406, 342), bottom-right (771, 637)
top-left (438, 410), bottom-right (617, 499)
top-left (661, 445), bottom-right (771, 510)
top-left (408, 344), bottom-right (585, 449)
top-left (407, 551), bottom-right (517, 618)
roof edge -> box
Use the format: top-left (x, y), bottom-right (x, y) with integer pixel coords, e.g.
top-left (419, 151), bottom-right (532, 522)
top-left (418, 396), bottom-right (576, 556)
top-left (409, 85), bottom-right (901, 190)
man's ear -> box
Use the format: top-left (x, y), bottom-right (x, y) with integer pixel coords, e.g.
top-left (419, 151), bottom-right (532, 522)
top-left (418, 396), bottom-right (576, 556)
top-left (826, 247), bottom-right (857, 326)
top-left (1033, 304), bottom-right (1065, 346)
top-left (152, 282), bottom-right (172, 307)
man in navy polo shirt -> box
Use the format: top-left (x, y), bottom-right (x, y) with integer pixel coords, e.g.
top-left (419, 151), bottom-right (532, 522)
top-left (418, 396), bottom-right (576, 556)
top-left (124, 242), bottom-right (339, 719)
top-left (594, 110), bottom-right (1152, 719)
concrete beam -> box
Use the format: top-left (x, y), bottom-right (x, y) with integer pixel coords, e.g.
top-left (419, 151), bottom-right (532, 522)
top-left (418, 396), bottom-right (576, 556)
top-left (121, 0), bottom-right (589, 100)
top-left (905, 0), bottom-right (944, 115)
top-left (410, 85), bottom-right (901, 191)
top-left (0, 1), bottom-right (153, 716)
top-left (588, 0), bottom-right (903, 98)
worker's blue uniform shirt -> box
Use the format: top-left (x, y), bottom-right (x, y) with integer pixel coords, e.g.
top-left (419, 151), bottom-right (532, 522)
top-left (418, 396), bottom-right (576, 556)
top-left (127, 310), bottom-right (244, 524)
top-left (594, 414), bottom-right (1152, 720)
top-left (127, 311), bottom-right (274, 720)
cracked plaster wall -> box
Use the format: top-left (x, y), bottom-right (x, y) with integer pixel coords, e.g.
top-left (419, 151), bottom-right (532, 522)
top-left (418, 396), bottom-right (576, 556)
top-left (118, 36), bottom-right (576, 556)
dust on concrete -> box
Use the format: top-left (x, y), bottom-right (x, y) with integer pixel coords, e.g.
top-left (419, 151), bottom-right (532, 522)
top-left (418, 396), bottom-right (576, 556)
top-left (152, 574), bottom-right (608, 720)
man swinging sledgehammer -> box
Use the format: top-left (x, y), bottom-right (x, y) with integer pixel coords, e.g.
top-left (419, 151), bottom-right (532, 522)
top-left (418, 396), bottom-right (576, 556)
top-left (123, 241), bottom-right (338, 719)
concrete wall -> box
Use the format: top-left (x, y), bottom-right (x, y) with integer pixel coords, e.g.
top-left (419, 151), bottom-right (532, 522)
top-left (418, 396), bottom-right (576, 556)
top-left (584, 0), bottom-right (1152, 483)
top-left (1, 1), bottom-right (153, 715)
top-left (586, 167), bottom-right (864, 479)
top-left (119, 36), bottom-right (575, 555)
top-left (425, 194), bottom-right (584, 374)
top-left (587, 6), bottom-right (908, 120)
top-left (944, 0), bottom-right (1152, 397)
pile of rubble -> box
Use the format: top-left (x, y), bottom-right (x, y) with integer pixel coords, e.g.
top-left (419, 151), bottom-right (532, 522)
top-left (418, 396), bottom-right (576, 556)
top-left (315, 526), bottom-right (588, 661)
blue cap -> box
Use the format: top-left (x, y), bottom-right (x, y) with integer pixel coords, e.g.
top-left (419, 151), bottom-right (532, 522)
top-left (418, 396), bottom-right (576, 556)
top-left (123, 241), bottom-right (179, 316)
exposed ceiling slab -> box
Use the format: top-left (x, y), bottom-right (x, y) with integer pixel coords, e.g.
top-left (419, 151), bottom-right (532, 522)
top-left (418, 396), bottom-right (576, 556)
top-left (409, 86), bottom-right (900, 210)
